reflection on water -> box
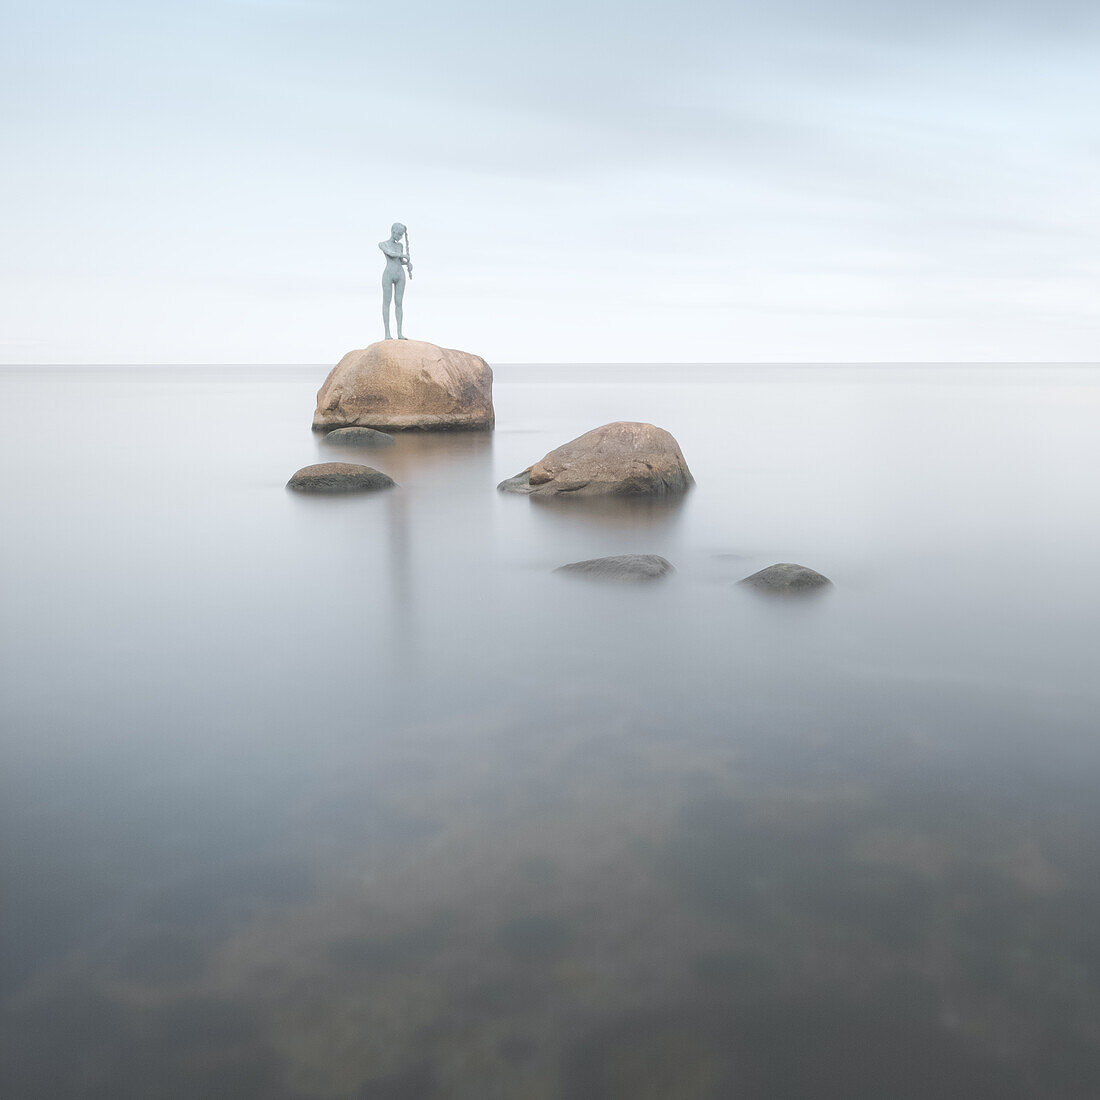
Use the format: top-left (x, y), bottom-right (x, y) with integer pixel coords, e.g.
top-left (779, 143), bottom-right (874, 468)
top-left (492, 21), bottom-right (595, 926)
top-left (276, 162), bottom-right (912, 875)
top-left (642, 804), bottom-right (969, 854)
top-left (526, 491), bottom-right (688, 538)
top-left (1, 364), bottom-right (1100, 1097)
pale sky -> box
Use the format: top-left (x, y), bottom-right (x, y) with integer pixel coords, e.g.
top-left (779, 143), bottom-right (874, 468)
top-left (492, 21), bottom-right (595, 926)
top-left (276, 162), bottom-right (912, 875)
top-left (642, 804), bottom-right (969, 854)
top-left (2, 0), bottom-right (1099, 363)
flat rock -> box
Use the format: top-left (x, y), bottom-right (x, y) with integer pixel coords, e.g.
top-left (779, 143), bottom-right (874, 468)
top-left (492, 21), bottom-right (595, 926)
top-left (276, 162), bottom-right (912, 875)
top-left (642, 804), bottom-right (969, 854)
top-left (498, 422), bottom-right (693, 497)
top-left (286, 462), bottom-right (396, 494)
top-left (555, 554), bottom-right (675, 582)
top-left (739, 563), bottom-right (832, 593)
top-left (313, 339), bottom-right (494, 432)
top-left (321, 426), bottom-right (395, 447)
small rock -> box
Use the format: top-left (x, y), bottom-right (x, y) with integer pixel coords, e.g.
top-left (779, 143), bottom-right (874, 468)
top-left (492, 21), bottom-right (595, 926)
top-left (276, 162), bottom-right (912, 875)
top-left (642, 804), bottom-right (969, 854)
top-left (497, 471), bottom-right (535, 494)
top-left (555, 554), bottom-right (675, 582)
top-left (498, 421), bottom-right (693, 497)
top-left (286, 462), bottom-right (395, 493)
top-left (738, 563), bottom-right (832, 593)
top-left (322, 426), bottom-right (395, 447)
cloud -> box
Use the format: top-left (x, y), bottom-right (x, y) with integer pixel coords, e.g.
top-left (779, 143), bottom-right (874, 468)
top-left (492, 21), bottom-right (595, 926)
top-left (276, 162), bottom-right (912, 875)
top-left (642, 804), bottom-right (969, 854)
top-left (1, 0), bottom-right (1098, 361)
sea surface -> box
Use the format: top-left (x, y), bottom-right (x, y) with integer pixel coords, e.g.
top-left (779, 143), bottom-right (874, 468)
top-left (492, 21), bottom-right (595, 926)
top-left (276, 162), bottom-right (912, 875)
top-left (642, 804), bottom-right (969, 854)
top-left (1, 363), bottom-right (1099, 1098)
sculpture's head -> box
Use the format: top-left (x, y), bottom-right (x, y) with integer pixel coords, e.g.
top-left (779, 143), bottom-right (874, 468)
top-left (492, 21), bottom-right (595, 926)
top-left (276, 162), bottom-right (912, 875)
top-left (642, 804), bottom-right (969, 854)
top-left (391, 223), bottom-right (406, 241)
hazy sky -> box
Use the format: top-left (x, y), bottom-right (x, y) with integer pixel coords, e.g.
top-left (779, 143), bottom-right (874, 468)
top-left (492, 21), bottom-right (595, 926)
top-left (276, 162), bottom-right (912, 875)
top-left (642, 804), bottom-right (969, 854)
top-left (2, 0), bottom-right (1099, 363)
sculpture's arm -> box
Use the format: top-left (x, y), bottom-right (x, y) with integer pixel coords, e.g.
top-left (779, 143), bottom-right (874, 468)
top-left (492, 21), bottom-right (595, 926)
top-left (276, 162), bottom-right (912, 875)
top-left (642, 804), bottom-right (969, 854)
top-left (379, 241), bottom-right (408, 260)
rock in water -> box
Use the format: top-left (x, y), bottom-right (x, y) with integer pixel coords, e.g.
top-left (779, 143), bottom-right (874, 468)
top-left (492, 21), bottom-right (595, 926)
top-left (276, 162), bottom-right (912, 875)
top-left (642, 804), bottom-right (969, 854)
top-left (739, 563), bottom-right (832, 593)
top-left (321, 426), bottom-right (395, 447)
top-left (498, 422), bottom-right (693, 497)
top-left (286, 463), bottom-right (396, 493)
top-left (313, 340), bottom-right (494, 431)
top-left (555, 554), bottom-right (674, 582)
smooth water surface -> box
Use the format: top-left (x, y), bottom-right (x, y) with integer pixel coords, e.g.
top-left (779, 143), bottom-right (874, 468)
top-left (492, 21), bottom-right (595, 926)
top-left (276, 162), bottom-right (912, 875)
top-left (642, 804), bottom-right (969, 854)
top-left (1, 363), bottom-right (1099, 1097)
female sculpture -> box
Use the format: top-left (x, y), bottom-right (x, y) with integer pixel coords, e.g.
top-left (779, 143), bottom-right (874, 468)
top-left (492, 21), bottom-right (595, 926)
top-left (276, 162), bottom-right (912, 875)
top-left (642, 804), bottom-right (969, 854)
top-left (379, 223), bottom-right (412, 339)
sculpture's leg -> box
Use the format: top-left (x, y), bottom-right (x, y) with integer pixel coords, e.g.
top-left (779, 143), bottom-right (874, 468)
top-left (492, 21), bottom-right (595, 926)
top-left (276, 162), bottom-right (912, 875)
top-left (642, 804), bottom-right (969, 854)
top-left (382, 278), bottom-right (393, 339)
top-left (394, 275), bottom-right (406, 340)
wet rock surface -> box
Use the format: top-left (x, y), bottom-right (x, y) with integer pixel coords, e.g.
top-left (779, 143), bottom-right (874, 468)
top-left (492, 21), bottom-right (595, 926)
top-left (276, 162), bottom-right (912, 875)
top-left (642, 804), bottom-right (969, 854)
top-left (555, 554), bottom-right (674, 582)
top-left (499, 422), bottom-right (693, 497)
top-left (286, 462), bottom-right (395, 493)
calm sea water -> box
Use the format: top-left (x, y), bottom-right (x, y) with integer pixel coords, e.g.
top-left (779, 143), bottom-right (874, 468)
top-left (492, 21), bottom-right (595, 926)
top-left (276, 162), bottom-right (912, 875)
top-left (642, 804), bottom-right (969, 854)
top-left (1, 363), bottom-right (1099, 1097)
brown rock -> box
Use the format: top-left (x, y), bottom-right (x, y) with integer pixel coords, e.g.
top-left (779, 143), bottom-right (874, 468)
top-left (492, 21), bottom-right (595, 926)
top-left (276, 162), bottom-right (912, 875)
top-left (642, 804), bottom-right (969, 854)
top-left (312, 339), bottom-right (494, 432)
top-left (286, 463), bottom-right (396, 493)
top-left (498, 422), bottom-right (693, 497)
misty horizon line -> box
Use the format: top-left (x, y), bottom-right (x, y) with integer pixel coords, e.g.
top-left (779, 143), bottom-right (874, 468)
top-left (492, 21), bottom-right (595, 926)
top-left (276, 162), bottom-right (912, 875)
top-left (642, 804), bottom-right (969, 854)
top-left (4, 360), bottom-right (1099, 369)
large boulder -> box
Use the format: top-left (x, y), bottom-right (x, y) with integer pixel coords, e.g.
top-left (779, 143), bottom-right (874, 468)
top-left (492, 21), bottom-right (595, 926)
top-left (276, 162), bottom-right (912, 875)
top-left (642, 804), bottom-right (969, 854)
top-left (498, 422), bottom-right (693, 497)
top-left (555, 554), bottom-right (674, 582)
top-left (286, 463), bottom-right (395, 494)
top-left (739, 563), bottom-right (832, 594)
top-left (313, 339), bottom-right (494, 431)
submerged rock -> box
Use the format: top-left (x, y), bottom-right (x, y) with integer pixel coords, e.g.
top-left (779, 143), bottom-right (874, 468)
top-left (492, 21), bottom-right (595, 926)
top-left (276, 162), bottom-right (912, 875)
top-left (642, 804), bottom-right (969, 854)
top-left (739, 563), bottom-right (832, 593)
top-left (498, 422), bottom-right (693, 497)
top-left (286, 462), bottom-right (395, 494)
top-left (312, 339), bottom-right (494, 432)
top-left (497, 471), bottom-right (536, 493)
top-left (321, 426), bottom-right (395, 447)
top-left (555, 554), bottom-right (674, 582)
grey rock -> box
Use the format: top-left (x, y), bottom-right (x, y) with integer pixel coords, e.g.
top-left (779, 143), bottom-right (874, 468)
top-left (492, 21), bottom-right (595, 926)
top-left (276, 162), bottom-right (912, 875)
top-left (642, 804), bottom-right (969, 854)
top-left (498, 421), bottom-right (693, 497)
top-left (322, 426), bottom-right (395, 447)
top-left (739, 563), bottom-right (832, 593)
top-left (497, 471), bottom-right (534, 493)
top-left (286, 462), bottom-right (396, 494)
top-left (555, 554), bottom-right (675, 582)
